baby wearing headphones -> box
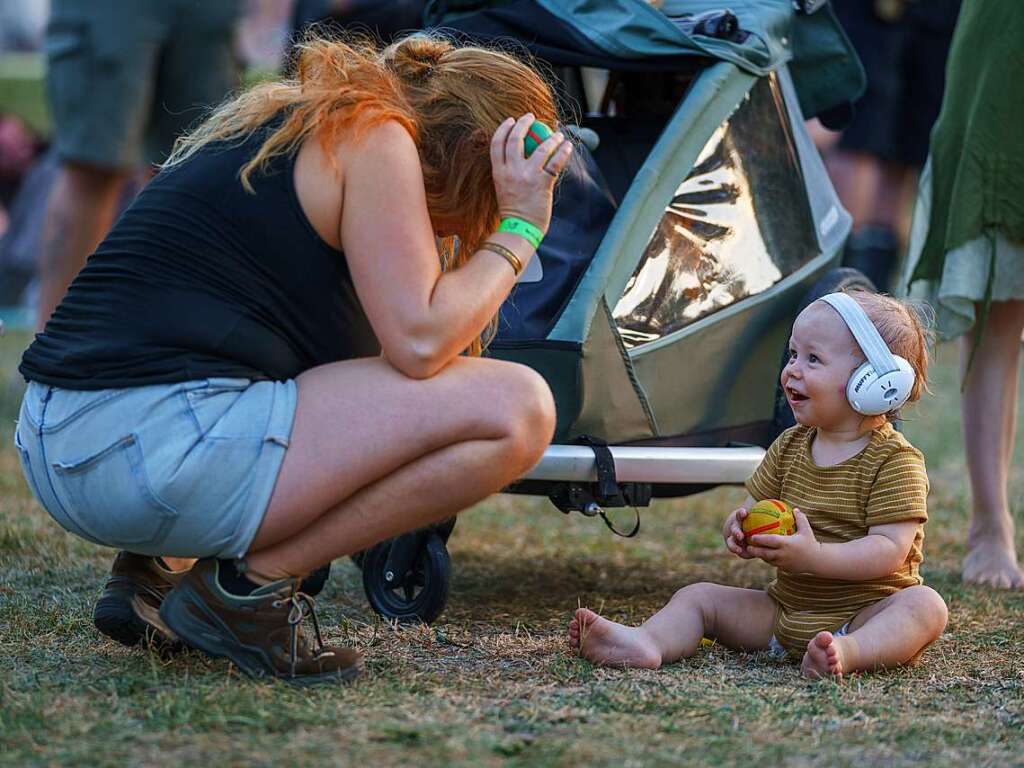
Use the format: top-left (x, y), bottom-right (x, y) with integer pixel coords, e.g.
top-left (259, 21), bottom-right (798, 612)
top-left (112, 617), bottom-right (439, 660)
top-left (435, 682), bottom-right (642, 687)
top-left (569, 290), bottom-right (948, 678)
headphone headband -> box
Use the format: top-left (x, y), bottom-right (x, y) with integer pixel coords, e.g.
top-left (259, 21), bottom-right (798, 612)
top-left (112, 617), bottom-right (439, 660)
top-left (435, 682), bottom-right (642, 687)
top-left (818, 292), bottom-right (899, 375)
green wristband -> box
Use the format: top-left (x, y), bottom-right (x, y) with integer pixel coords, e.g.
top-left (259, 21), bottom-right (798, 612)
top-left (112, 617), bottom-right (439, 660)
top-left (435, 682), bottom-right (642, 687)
top-left (498, 217), bottom-right (544, 249)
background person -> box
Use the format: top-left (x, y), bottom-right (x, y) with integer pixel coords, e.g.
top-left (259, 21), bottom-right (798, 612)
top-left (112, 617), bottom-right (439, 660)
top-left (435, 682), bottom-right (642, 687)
top-left (903, 0), bottom-right (1024, 590)
top-left (15, 33), bottom-right (572, 684)
top-left (34, 0), bottom-right (244, 331)
top-left (825, 0), bottom-right (960, 292)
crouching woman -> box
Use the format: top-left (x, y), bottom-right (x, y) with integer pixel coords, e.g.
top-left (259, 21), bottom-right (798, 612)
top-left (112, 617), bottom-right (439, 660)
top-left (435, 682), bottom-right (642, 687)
top-left (14, 33), bottom-right (572, 685)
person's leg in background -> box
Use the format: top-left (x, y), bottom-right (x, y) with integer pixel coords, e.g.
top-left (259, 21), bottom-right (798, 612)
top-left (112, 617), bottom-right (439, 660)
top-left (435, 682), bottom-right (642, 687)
top-left (35, 1), bottom-right (166, 329)
top-left (960, 299), bottom-right (1024, 589)
top-left (35, 162), bottom-right (127, 329)
top-left (826, 1), bottom-right (959, 292)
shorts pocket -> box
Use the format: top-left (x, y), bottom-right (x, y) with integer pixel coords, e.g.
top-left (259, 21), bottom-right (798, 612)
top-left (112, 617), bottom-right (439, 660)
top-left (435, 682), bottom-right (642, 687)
top-left (51, 434), bottom-right (178, 548)
top-left (185, 378), bottom-right (259, 438)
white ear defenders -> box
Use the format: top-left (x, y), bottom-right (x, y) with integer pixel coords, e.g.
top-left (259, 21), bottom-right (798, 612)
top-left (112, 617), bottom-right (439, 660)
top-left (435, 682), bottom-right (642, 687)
top-left (818, 292), bottom-right (916, 416)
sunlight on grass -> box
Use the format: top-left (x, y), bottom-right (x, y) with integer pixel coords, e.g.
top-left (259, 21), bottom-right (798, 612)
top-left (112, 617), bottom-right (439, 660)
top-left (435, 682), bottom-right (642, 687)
top-left (1, 331), bottom-right (1022, 766)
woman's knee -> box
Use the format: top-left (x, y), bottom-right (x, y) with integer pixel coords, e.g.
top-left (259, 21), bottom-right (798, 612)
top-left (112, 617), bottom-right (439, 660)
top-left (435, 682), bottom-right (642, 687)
top-left (489, 363), bottom-right (556, 467)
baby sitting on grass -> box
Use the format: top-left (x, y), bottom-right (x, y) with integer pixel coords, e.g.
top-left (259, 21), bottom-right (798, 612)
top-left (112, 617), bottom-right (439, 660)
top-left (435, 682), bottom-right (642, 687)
top-left (569, 290), bottom-right (948, 678)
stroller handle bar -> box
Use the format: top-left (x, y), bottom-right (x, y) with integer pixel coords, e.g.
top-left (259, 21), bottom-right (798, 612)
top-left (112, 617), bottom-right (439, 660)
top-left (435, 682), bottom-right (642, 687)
top-left (522, 444), bottom-right (766, 484)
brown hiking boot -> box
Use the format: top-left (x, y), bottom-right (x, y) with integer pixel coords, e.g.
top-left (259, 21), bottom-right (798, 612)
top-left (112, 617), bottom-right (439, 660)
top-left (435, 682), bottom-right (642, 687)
top-left (93, 552), bottom-right (184, 650)
top-left (159, 559), bottom-right (362, 686)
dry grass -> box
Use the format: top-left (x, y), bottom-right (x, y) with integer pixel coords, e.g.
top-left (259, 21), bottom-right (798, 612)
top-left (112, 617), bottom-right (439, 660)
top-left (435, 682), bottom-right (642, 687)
top-left (1, 330), bottom-right (1022, 767)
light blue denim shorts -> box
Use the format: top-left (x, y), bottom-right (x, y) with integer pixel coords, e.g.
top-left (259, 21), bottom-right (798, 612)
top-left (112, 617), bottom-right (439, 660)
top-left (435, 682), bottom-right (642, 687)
top-left (14, 377), bottom-right (297, 559)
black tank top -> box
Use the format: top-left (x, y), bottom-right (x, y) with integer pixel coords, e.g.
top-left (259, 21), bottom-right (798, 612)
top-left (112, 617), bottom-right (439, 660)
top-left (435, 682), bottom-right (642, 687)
top-left (20, 124), bottom-right (380, 388)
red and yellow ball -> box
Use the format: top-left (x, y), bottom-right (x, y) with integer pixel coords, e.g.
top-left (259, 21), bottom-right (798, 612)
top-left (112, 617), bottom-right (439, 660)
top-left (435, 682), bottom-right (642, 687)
top-left (741, 499), bottom-right (796, 537)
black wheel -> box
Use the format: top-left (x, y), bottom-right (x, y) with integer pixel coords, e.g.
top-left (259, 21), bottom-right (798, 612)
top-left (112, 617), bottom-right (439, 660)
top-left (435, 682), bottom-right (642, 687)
top-left (361, 532), bottom-right (451, 623)
top-left (350, 518), bottom-right (455, 571)
top-left (771, 267), bottom-right (875, 440)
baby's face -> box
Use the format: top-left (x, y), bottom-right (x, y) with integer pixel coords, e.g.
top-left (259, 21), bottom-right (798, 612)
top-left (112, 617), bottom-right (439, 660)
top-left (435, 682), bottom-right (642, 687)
top-left (781, 302), bottom-right (865, 431)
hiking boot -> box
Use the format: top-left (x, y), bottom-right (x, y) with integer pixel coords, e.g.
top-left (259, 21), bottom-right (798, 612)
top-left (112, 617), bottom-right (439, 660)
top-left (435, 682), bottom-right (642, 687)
top-left (93, 551), bottom-right (184, 650)
top-left (159, 559), bottom-right (363, 686)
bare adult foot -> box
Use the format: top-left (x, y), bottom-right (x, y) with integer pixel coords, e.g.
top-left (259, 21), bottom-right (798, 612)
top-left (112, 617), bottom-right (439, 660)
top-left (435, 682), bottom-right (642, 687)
top-left (962, 534), bottom-right (1024, 589)
top-left (568, 608), bottom-right (661, 669)
top-left (800, 631), bottom-right (847, 679)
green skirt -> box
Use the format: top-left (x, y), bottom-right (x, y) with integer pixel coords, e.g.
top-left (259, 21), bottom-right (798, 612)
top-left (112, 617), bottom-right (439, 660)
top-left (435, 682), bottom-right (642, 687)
top-left (902, 160), bottom-right (1024, 342)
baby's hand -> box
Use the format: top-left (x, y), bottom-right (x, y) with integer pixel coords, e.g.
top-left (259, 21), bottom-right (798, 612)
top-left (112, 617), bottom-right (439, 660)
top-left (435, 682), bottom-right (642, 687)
top-left (746, 508), bottom-right (820, 572)
top-left (722, 507), bottom-right (754, 559)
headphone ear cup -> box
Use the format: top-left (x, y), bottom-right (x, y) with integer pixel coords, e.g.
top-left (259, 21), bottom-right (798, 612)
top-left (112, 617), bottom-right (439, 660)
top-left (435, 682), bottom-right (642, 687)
top-left (847, 356), bottom-right (915, 416)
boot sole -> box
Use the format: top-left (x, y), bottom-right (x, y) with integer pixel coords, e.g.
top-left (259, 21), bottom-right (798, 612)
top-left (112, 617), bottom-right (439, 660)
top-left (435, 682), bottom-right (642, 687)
top-left (160, 581), bottom-right (362, 687)
top-left (94, 591), bottom-right (145, 647)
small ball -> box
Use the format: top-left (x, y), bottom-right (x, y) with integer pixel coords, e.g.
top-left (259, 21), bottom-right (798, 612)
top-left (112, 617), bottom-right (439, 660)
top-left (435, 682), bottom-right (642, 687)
top-left (742, 499), bottom-right (796, 537)
top-left (524, 120), bottom-right (553, 158)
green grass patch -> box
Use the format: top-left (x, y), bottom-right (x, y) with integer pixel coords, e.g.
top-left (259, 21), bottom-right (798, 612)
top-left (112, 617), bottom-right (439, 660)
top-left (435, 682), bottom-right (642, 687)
top-left (1, 333), bottom-right (1022, 766)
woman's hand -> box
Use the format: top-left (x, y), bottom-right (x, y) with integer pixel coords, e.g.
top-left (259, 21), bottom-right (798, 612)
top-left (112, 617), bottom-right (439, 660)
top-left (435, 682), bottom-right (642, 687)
top-left (490, 113), bottom-right (573, 234)
top-left (723, 506), bottom-right (754, 558)
top-left (746, 508), bottom-right (822, 573)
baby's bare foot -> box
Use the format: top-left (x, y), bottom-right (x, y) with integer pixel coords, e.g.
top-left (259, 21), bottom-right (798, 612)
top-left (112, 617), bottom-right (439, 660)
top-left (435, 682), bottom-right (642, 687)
top-left (801, 631), bottom-right (846, 679)
top-left (568, 608), bottom-right (661, 669)
top-left (962, 533), bottom-right (1024, 590)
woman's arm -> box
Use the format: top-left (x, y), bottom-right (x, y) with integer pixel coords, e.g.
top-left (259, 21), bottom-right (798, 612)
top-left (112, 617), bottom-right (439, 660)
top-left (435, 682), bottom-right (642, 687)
top-left (339, 117), bottom-right (569, 379)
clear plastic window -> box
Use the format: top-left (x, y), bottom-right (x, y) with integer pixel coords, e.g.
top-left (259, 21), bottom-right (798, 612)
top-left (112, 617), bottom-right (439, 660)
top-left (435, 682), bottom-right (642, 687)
top-left (612, 75), bottom-right (819, 348)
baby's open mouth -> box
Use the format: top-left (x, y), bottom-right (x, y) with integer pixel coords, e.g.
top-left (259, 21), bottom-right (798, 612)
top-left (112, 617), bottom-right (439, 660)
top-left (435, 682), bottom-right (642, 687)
top-left (787, 388), bottom-right (808, 403)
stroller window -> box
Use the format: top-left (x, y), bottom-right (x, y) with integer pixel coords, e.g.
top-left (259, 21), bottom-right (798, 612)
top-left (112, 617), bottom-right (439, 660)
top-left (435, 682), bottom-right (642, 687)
top-left (612, 74), bottom-right (819, 349)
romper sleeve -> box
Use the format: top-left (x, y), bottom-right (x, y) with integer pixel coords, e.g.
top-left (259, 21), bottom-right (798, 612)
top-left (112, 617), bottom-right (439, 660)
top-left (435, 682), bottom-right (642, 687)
top-left (865, 446), bottom-right (929, 526)
top-left (744, 430), bottom-right (787, 501)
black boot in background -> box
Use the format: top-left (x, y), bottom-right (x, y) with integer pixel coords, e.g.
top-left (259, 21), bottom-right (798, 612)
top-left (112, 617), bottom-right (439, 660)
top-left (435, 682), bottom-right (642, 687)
top-left (842, 225), bottom-right (899, 292)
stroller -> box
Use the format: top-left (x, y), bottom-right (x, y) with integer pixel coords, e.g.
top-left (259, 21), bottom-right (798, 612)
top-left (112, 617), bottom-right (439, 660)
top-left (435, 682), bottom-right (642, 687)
top-left (350, 0), bottom-right (870, 622)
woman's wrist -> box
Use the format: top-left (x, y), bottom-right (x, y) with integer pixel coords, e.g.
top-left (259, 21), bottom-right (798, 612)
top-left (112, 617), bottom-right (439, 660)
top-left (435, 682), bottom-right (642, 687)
top-left (498, 216), bottom-right (544, 250)
top-left (478, 230), bottom-right (536, 276)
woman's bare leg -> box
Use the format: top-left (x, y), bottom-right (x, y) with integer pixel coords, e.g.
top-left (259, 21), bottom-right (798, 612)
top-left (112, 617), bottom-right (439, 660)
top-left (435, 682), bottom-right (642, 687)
top-left (243, 355), bottom-right (555, 578)
top-left (801, 586), bottom-right (948, 678)
top-left (568, 584), bottom-right (776, 668)
top-left (960, 299), bottom-right (1024, 589)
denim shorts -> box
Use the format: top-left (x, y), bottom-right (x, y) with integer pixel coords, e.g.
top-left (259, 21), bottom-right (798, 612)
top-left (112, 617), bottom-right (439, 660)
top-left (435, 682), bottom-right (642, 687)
top-left (14, 378), bottom-right (296, 559)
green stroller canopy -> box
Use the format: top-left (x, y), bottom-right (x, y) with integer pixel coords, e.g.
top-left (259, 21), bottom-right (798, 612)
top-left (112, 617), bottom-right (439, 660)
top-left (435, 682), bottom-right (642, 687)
top-left (426, 0), bottom-right (865, 125)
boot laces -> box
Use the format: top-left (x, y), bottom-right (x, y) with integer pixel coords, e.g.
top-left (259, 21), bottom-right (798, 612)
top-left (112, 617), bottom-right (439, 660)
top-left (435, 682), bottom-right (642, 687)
top-left (273, 591), bottom-right (326, 677)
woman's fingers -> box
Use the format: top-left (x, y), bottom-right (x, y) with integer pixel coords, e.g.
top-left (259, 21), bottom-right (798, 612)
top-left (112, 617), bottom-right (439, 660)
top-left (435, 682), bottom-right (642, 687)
top-left (540, 137), bottom-right (573, 180)
top-left (490, 117), bottom-right (515, 168)
top-left (504, 113), bottom-right (535, 164)
top-left (528, 130), bottom-right (565, 171)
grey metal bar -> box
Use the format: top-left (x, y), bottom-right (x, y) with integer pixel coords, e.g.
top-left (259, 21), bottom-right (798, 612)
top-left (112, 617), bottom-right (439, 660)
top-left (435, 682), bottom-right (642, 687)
top-left (522, 444), bottom-right (766, 484)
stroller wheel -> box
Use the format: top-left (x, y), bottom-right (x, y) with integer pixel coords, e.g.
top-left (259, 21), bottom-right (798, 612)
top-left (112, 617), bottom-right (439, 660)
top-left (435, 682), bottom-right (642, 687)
top-left (772, 267), bottom-right (875, 439)
top-left (361, 532), bottom-right (451, 624)
top-left (350, 518), bottom-right (454, 572)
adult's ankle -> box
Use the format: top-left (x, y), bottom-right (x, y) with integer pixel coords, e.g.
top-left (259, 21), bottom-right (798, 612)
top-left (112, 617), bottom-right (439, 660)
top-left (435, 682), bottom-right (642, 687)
top-left (967, 513), bottom-right (1016, 545)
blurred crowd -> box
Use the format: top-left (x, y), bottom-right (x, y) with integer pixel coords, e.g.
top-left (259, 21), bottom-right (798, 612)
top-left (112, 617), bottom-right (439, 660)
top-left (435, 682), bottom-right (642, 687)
top-left (0, 1), bottom-right (434, 312)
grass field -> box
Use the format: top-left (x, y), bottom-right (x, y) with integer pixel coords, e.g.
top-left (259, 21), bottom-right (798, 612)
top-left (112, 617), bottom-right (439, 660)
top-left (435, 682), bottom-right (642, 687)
top-left (1, 329), bottom-right (1022, 767)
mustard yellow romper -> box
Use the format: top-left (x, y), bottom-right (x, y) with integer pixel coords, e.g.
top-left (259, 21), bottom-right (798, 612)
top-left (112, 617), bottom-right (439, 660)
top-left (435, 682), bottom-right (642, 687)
top-left (745, 423), bottom-right (929, 659)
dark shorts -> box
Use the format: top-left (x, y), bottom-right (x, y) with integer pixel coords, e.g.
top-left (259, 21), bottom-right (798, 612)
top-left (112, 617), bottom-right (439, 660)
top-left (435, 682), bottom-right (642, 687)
top-left (45, 0), bottom-right (243, 170)
top-left (833, 0), bottom-right (961, 167)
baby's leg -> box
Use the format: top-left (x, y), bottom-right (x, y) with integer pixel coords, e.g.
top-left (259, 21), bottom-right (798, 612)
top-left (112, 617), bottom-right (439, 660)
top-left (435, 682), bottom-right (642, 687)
top-left (801, 586), bottom-right (948, 678)
top-left (569, 584), bottom-right (776, 669)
